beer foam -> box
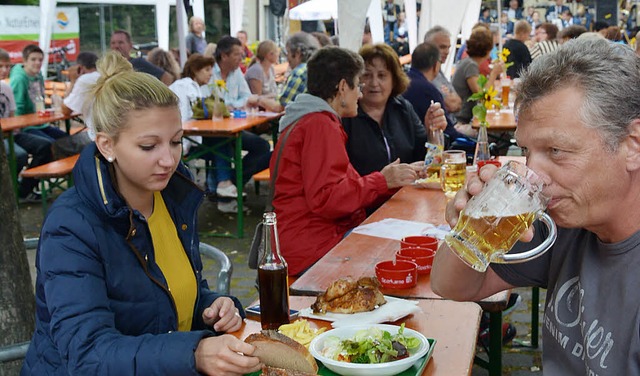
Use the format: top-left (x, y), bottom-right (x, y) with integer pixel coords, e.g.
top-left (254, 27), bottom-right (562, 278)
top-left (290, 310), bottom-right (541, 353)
top-left (466, 178), bottom-right (542, 217)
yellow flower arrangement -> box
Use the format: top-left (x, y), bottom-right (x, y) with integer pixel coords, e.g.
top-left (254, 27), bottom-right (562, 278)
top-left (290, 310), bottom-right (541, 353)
top-left (468, 74), bottom-right (499, 127)
top-left (498, 47), bottom-right (515, 69)
top-left (215, 79), bottom-right (226, 91)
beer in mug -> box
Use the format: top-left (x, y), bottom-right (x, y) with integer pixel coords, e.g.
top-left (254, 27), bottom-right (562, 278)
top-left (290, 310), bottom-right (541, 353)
top-left (444, 161), bottom-right (557, 272)
top-left (501, 77), bottom-right (511, 108)
top-left (440, 150), bottom-right (466, 198)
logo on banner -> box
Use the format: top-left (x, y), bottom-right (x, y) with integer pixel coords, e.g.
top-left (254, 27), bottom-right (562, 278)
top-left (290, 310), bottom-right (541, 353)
top-left (56, 12), bottom-right (69, 29)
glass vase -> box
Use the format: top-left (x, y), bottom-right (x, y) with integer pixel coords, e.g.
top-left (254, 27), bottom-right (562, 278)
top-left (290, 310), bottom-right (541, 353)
top-left (212, 99), bottom-right (226, 120)
top-left (473, 124), bottom-right (491, 165)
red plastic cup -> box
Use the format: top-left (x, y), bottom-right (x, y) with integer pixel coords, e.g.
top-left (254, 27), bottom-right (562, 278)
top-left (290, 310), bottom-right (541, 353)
top-left (400, 236), bottom-right (438, 251)
top-left (396, 248), bottom-right (436, 275)
top-left (476, 159), bottom-right (502, 171)
top-left (375, 260), bottom-right (418, 289)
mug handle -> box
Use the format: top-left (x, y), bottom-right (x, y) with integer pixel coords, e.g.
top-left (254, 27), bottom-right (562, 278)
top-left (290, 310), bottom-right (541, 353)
top-left (498, 212), bottom-right (557, 264)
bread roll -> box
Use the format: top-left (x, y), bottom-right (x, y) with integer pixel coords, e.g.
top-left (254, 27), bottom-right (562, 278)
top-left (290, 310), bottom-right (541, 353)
top-left (245, 330), bottom-right (318, 374)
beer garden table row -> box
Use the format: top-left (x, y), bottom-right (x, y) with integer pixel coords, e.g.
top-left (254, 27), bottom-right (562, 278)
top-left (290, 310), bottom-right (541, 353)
top-left (182, 112), bottom-right (282, 238)
top-left (0, 112), bottom-right (77, 198)
top-left (472, 109), bottom-right (517, 154)
top-left (289, 184), bottom-right (513, 375)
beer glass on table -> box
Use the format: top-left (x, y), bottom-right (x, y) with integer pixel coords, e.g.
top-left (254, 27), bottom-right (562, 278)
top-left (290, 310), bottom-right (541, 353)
top-left (444, 161), bottom-right (557, 272)
top-left (501, 77), bottom-right (511, 109)
top-left (440, 150), bottom-right (467, 198)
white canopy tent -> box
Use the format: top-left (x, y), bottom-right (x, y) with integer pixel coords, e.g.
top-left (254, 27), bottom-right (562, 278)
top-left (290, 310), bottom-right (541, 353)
top-left (420, 0), bottom-right (482, 79)
top-left (288, 0), bottom-right (480, 76)
top-left (38, 0), bottom-right (224, 74)
top-left (288, 0), bottom-right (384, 52)
top-left (39, 0), bottom-right (480, 76)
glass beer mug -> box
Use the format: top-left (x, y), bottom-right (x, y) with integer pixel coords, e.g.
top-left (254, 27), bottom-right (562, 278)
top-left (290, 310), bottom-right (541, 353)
top-left (445, 161), bottom-right (557, 272)
top-left (440, 150), bottom-right (467, 198)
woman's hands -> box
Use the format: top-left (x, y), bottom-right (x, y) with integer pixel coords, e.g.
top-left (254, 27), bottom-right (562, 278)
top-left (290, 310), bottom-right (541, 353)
top-left (195, 298), bottom-right (261, 375)
top-left (425, 101), bottom-right (447, 132)
top-left (194, 335), bottom-right (261, 376)
top-left (381, 159), bottom-right (418, 189)
top-left (203, 297), bottom-right (243, 333)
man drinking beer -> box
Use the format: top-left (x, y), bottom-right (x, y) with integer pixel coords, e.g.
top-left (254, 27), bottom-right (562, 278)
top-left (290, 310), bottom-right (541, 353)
top-left (432, 38), bottom-right (640, 374)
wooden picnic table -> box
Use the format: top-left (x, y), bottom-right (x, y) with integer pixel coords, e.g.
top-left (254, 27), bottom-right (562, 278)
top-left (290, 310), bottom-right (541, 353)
top-left (236, 296), bottom-right (482, 376)
top-left (472, 109), bottom-right (517, 132)
top-left (289, 187), bottom-right (508, 311)
top-left (0, 112), bottom-right (78, 198)
top-left (289, 185), bottom-right (511, 375)
top-left (182, 113), bottom-right (282, 238)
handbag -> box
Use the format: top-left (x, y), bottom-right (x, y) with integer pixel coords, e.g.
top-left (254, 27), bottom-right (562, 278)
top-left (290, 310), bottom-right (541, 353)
top-left (191, 96), bottom-right (230, 119)
top-left (248, 121), bottom-right (298, 269)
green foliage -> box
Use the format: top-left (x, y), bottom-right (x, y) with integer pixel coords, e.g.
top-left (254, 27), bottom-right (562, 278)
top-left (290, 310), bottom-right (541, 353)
top-left (4, 0), bottom-right (39, 5)
top-left (467, 74), bottom-right (499, 127)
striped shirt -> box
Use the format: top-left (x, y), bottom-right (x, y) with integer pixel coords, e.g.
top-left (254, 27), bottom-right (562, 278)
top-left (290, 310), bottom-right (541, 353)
top-left (529, 40), bottom-right (559, 60)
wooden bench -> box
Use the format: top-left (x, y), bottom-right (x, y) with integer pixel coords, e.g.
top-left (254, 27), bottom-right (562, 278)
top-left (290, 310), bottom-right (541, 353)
top-left (20, 154), bottom-right (80, 214)
top-left (252, 168), bottom-right (270, 195)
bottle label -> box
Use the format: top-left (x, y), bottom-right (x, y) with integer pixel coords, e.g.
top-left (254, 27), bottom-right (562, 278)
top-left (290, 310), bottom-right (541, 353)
top-left (424, 142), bottom-right (443, 168)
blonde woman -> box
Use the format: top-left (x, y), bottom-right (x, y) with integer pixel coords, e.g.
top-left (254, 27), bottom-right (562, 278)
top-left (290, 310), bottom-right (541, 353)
top-left (21, 51), bottom-right (260, 375)
top-left (244, 40), bottom-right (278, 97)
top-left (147, 47), bottom-right (181, 84)
top-left (186, 16), bottom-right (206, 54)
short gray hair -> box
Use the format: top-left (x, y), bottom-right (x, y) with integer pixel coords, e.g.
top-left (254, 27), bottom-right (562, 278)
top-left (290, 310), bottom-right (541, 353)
top-left (423, 25), bottom-right (450, 43)
top-left (286, 32), bottom-right (320, 64)
top-left (517, 38), bottom-right (640, 151)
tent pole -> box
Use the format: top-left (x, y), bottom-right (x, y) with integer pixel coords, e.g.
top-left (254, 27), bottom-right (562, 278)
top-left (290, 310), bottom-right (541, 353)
top-left (497, 0), bottom-right (503, 51)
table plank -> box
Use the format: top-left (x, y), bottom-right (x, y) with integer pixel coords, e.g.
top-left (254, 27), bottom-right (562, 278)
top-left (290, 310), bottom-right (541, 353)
top-left (290, 187), bottom-right (509, 311)
top-left (235, 296), bottom-right (482, 376)
top-left (182, 113), bottom-right (281, 238)
top-left (183, 114), bottom-right (281, 136)
top-left (472, 110), bottom-right (516, 131)
top-left (0, 112), bottom-right (77, 132)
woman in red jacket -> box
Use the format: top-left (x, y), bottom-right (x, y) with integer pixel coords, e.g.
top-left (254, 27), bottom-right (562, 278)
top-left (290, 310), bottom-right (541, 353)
top-left (271, 46), bottom-right (419, 276)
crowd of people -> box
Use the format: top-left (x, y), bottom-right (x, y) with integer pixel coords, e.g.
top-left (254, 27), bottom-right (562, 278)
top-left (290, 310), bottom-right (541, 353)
top-left (481, 0), bottom-right (640, 51)
top-left (2, 2), bottom-right (640, 374)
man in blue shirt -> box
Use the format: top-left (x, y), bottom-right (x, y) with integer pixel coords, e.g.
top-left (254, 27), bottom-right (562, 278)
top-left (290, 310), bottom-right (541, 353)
top-left (201, 36), bottom-right (271, 213)
top-left (110, 30), bottom-right (173, 86)
top-left (402, 42), bottom-right (474, 153)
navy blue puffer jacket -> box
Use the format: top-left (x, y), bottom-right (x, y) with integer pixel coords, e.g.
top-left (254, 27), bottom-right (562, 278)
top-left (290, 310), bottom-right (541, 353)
top-left (21, 143), bottom-right (243, 375)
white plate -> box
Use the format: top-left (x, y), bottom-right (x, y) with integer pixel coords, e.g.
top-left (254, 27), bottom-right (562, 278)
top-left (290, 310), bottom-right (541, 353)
top-left (298, 296), bottom-right (421, 328)
top-left (309, 324), bottom-right (430, 376)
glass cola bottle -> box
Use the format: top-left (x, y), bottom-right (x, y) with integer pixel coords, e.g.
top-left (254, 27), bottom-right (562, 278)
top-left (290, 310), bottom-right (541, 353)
top-left (257, 212), bottom-right (290, 330)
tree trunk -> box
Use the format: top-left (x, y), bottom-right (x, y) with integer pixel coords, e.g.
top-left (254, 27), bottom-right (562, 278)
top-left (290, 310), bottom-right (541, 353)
top-left (0, 130), bottom-right (35, 375)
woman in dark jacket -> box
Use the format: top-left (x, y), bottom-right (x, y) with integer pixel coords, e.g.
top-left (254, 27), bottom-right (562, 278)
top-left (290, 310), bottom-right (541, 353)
top-left (342, 43), bottom-right (445, 177)
top-left (21, 52), bottom-right (260, 375)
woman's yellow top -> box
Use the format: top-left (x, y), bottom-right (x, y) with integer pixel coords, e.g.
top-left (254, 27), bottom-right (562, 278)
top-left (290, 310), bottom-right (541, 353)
top-left (148, 191), bottom-right (197, 331)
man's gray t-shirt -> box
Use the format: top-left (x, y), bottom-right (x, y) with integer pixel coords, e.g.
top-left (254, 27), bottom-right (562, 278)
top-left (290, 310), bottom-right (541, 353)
top-left (492, 225), bottom-right (640, 375)
top-left (451, 58), bottom-right (479, 124)
top-left (432, 70), bottom-right (458, 125)
top-left (433, 70), bottom-right (455, 98)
